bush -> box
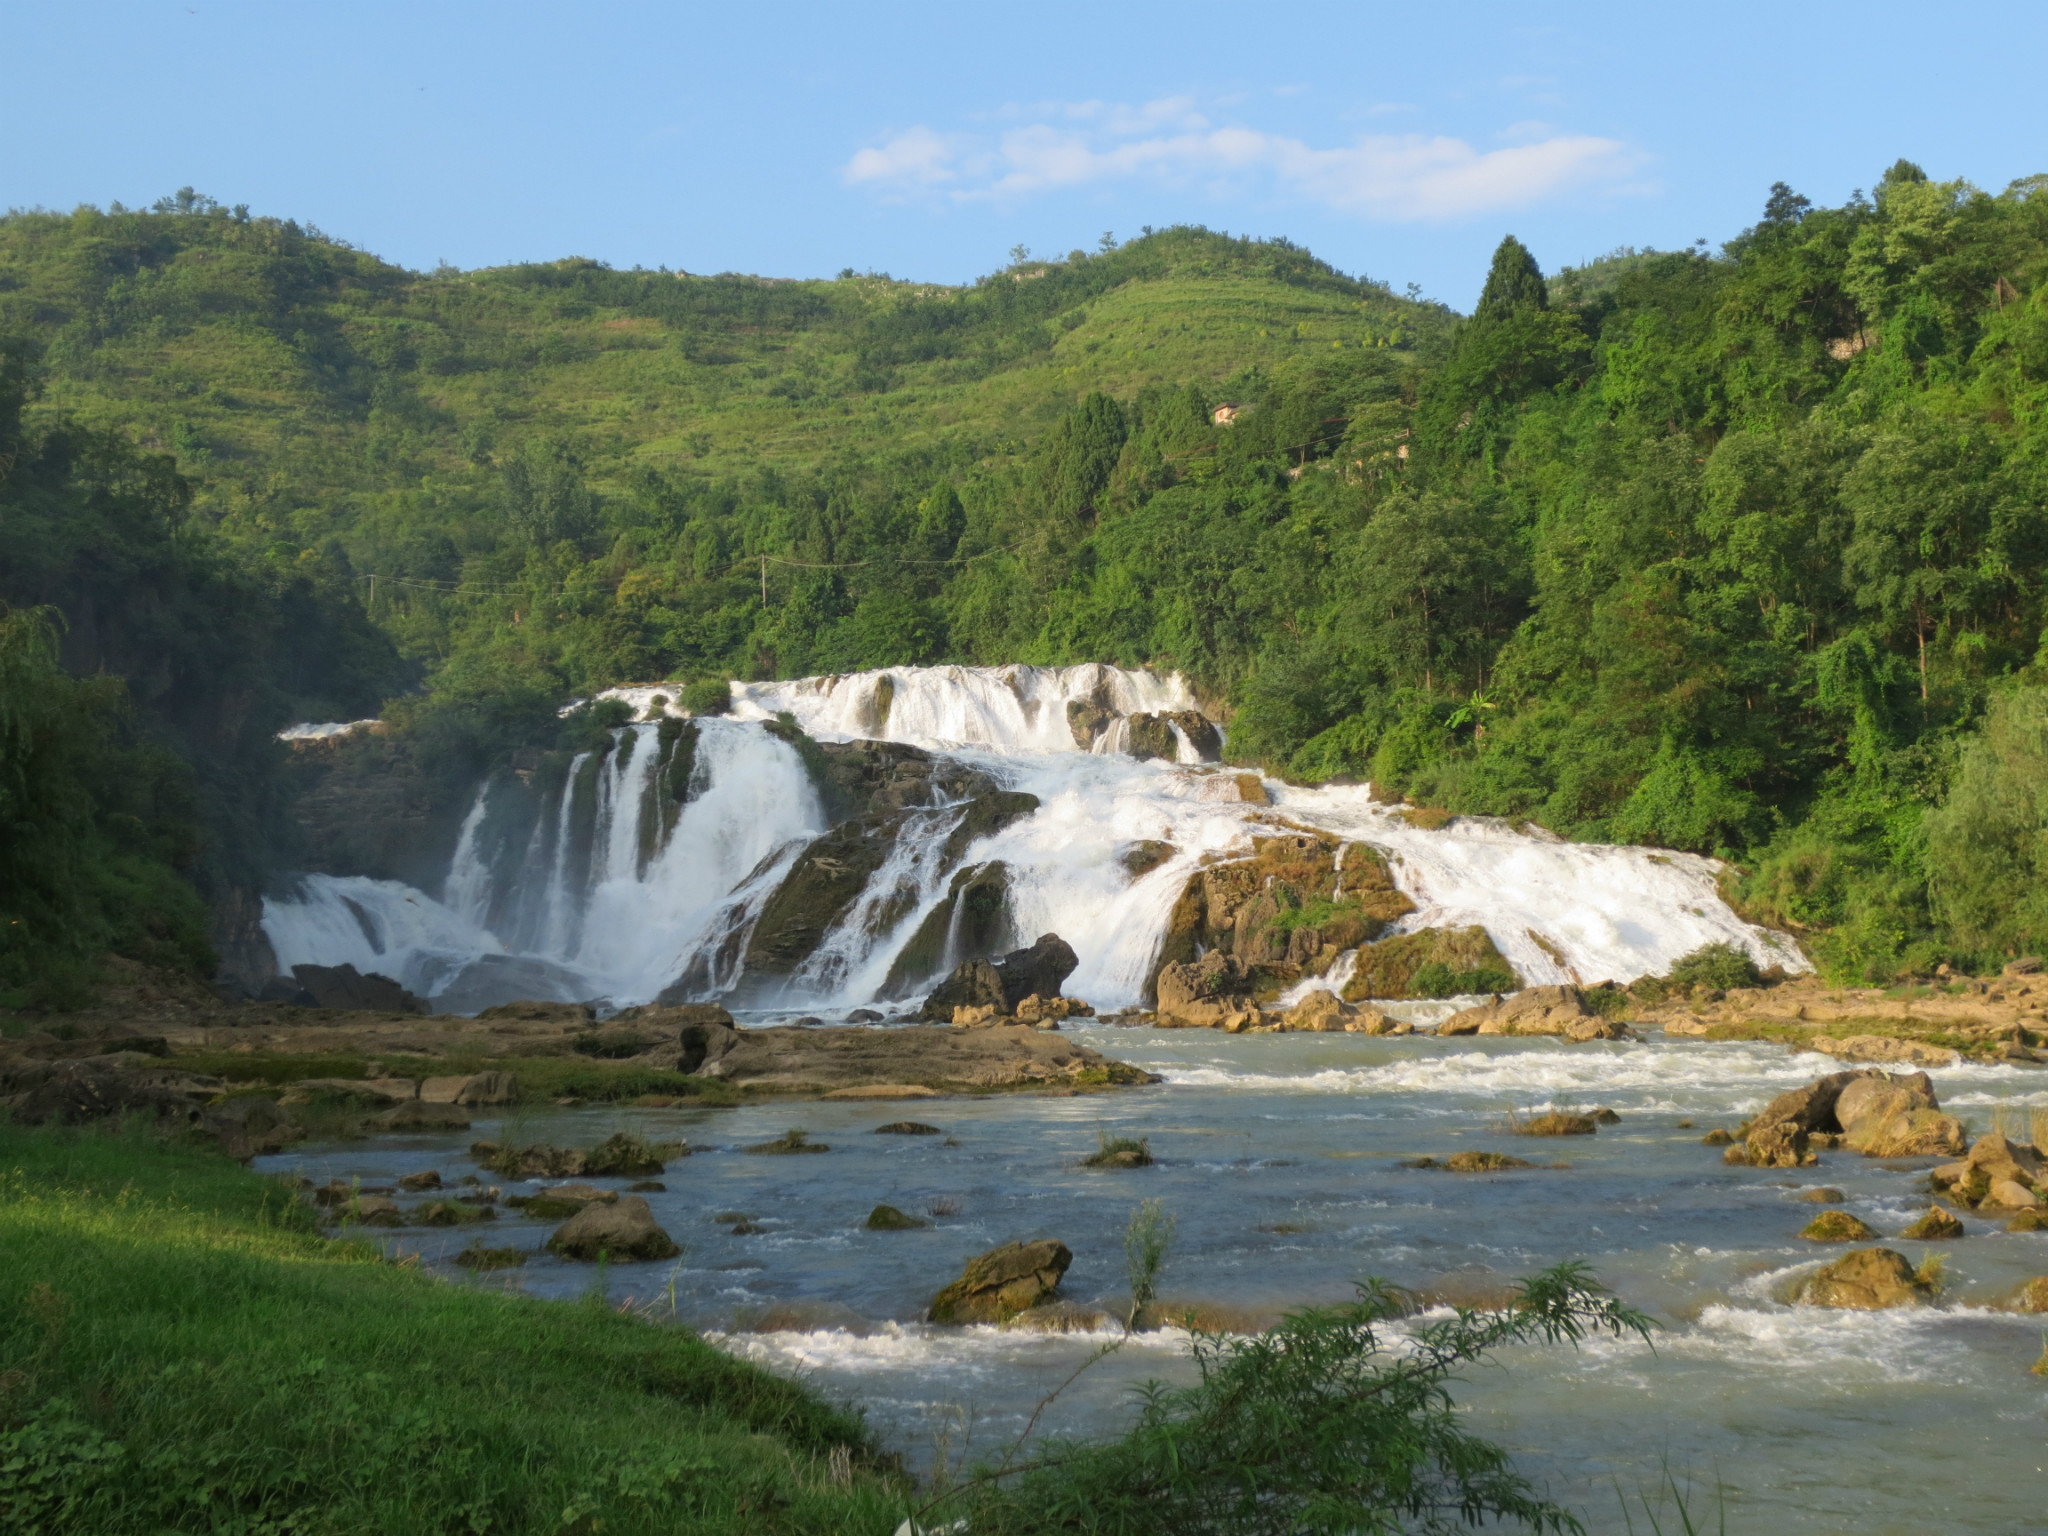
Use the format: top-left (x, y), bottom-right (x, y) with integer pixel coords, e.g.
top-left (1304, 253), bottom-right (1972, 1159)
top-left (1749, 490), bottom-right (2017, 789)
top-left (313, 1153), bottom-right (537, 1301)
top-left (947, 1263), bottom-right (1649, 1535)
top-left (1408, 960), bottom-right (1518, 998)
top-left (680, 678), bottom-right (732, 716)
top-left (1925, 685), bottom-right (2048, 959)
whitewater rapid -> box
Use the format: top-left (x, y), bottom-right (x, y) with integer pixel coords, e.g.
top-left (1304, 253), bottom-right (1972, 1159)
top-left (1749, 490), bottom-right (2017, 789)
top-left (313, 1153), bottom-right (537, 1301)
top-left (265, 665), bottom-right (1805, 1011)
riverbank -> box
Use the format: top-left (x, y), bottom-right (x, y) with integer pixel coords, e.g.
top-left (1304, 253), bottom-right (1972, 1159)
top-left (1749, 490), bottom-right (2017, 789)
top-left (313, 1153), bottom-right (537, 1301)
top-left (0, 1116), bottom-right (907, 1534)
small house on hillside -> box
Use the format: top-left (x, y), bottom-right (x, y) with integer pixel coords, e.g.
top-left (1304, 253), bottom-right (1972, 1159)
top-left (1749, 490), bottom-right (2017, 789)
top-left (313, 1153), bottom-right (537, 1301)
top-left (1210, 403), bottom-right (1244, 427)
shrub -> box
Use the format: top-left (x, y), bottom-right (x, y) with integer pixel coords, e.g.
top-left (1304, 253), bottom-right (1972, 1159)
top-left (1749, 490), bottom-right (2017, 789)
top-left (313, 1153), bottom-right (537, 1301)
top-left (679, 678), bottom-right (732, 716)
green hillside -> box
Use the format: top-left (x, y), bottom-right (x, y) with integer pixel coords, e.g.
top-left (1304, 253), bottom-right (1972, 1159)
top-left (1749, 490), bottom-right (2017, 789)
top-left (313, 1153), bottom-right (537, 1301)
top-left (8, 163), bottom-right (2048, 992)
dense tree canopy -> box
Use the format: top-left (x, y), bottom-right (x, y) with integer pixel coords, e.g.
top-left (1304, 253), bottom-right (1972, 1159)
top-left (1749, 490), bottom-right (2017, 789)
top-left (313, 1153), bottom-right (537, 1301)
top-left (5, 164), bottom-right (2048, 986)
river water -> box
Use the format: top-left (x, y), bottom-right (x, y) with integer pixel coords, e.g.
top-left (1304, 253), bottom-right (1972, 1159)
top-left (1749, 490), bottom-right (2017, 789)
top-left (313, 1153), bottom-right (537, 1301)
top-left (259, 1021), bottom-right (2048, 1534)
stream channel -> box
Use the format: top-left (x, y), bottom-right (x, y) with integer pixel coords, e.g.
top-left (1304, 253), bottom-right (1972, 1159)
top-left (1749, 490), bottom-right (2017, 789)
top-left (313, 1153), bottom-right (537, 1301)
top-left (259, 1018), bottom-right (2048, 1534)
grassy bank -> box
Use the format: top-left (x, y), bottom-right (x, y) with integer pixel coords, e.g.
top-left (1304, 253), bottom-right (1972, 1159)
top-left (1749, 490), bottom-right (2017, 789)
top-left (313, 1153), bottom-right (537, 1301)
top-left (0, 1119), bottom-right (904, 1534)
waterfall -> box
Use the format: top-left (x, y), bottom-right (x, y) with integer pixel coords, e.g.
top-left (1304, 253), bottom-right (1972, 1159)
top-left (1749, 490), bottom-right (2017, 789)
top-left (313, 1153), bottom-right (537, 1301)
top-left (267, 664), bottom-right (1808, 1014)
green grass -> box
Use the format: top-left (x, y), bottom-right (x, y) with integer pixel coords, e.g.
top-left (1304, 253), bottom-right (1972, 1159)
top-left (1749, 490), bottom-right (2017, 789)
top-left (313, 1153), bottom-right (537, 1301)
top-left (0, 1119), bottom-right (903, 1533)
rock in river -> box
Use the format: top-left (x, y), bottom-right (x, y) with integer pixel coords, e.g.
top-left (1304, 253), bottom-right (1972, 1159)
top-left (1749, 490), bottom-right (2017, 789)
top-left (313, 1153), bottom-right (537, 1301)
top-left (929, 1239), bottom-right (1072, 1324)
top-left (1798, 1247), bottom-right (1934, 1309)
top-left (546, 1195), bottom-right (680, 1262)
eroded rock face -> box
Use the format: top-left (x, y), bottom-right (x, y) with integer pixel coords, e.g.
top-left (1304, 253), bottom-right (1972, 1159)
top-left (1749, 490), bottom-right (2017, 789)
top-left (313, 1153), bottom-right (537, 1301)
top-left (928, 1239), bottom-right (1072, 1324)
top-left (1123, 711), bottom-right (1222, 763)
top-left (1798, 1247), bottom-right (1932, 1309)
top-left (746, 785), bottom-right (1039, 982)
top-left (546, 1195), bottom-right (680, 1262)
top-left (1150, 833), bottom-right (1415, 1001)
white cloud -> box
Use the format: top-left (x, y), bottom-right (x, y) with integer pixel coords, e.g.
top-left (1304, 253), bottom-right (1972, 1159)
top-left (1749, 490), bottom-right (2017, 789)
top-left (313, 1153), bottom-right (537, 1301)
top-left (842, 97), bottom-right (1646, 222)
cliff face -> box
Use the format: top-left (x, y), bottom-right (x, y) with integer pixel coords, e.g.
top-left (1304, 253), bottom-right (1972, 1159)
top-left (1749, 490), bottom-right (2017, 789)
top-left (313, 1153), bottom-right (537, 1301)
top-left (280, 729), bottom-right (473, 893)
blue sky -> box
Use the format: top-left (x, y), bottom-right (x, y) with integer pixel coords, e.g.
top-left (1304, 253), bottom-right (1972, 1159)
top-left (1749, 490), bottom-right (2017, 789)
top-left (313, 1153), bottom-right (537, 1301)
top-left (7, 1), bottom-right (2045, 311)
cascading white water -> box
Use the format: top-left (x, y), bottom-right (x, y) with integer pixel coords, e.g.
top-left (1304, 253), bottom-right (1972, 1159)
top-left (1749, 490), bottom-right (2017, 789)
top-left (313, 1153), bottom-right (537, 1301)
top-left (266, 664), bottom-right (1807, 1013)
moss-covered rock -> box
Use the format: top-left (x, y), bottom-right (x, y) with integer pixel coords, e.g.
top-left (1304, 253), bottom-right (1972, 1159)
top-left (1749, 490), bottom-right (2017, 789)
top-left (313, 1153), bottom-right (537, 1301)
top-left (865, 1204), bottom-right (931, 1230)
top-left (1799, 1210), bottom-right (1879, 1242)
top-left (1343, 926), bottom-right (1514, 1003)
top-left (1898, 1206), bottom-right (1965, 1240)
top-left (928, 1239), bottom-right (1071, 1324)
top-left (1798, 1247), bottom-right (1932, 1309)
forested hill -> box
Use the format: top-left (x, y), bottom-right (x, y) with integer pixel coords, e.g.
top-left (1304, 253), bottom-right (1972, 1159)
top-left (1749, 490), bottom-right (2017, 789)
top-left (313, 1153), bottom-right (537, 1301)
top-left (5, 161), bottom-right (2048, 995)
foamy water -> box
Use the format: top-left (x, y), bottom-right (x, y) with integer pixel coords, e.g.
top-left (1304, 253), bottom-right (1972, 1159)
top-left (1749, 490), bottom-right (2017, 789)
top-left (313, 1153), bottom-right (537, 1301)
top-left (266, 664), bottom-right (1804, 1013)
top-left (264, 1024), bottom-right (2048, 1533)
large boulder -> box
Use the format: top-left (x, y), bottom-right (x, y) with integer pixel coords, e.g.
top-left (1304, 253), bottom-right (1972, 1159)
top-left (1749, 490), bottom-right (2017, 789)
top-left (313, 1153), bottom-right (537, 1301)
top-left (289, 963), bottom-right (428, 1014)
top-left (928, 1239), bottom-right (1072, 1324)
top-left (1737, 1069), bottom-right (1955, 1168)
top-left (920, 933), bottom-right (1079, 1021)
top-left (6, 1058), bottom-right (225, 1127)
top-left (1155, 950), bottom-right (1259, 1028)
top-left (1932, 1133), bottom-right (2045, 1211)
top-left (1123, 711), bottom-right (1223, 763)
top-left (1798, 1247), bottom-right (1933, 1309)
top-left (545, 1195), bottom-right (680, 1262)
top-left (1440, 986), bottom-right (1631, 1042)
top-left (1835, 1074), bottom-right (1966, 1158)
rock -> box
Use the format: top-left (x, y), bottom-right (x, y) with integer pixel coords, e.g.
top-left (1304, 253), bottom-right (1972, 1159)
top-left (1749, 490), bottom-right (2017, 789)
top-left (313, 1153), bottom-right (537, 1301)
top-left (626, 1180), bottom-right (665, 1193)
top-left (581, 1132), bottom-right (668, 1177)
top-left (546, 1195), bottom-right (680, 1262)
top-left (1798, 1247), bottom-right (1933, 1309)
top-left (1797, 1187), bottom-right (1846, 1203)
top-left (1737, 1069), bottom-right (1948, 1168)
top-left (1123, 711), bottom-right (1222, 763)
top-left (2009, 1209), bottom-right (2048, 1233)
top-left (2010, 1277), bottom-right (2048, 1312)
top-left (928, 1239), bottom-right (1072, 1324)
top-left (1081, 1138), bottom-right (1153, 1169)
top-left (1519, 1112), bottom-right (1597, 1136)
top-left (1281, 989), bottom-right (1355, 1032)
top-left (1014, 993), bottom-right (1092, 1026)
top-left (1155, 950), bottom-right (1259, 1028)
top-left (1933, 1132), bottom-right (2046, 1210)
top-left (412, 1199), bottom-right (492, 1227)
top-left (1899, 1207), bottom-right (1965, 1240)
top-left (1119, 840), bottom-right (1177, 879)
top-left (192, 1094), bottom-right (304, 1159)
top-left (398, 1170), bottom-right (442, 1191)
top-left (1701, 1129), bottom-right (1733, 1146)
top-left (520, 1183), bottom-right (618, 1219)
top-left (951, 1003), bottom-right (1004, 1026)
top-left (279, 1076), bottom-right (415, 1108)
top-left (1445, 986), bottom-right (1629, 1040)
top-left (865, 1204), bottom-right (931, 1231)
top-left (351, 1196), bottom-right (403, 1226)
top-left (743, 1130), bottom-right (828, 1154)
top-left (727, 1220), bottom-right (766, 1236)
top-left (374, 1100), bottom-right (472, 1132)
top-left (1809, 1034), bottom-right (1961, 1068)
top-left (419, 1072), bottom-right (519, 1106)
top-left (477, 999), bottom-right (596, 1024)
top-left (874, 1121), bottom-right (942, 1135)
top-left (289, 962), bottom-right (428, 1014)
top-left (1799, 1210), bottom-right (1878, 1242)
top-left (821, 1084), bottom-right (941, 1100)
top-left (1833, 1073), bottom-right (1965, 1157)
top-left (847, 1009), bottom-right (883, 1022)
top-left (1443, 1150), bottom-right (1536, 1172)
top-left (1592, 1107), bottom-right (1622, 1125)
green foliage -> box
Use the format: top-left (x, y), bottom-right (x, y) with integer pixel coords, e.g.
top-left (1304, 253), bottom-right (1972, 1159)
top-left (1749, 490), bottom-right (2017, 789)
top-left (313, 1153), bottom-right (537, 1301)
top-left (678, 678), bottom-right (731, 716)
top-left (0, 1118), bottom-right (899, 1534)
top-left (1123, 1199), bottom-right (1176, 1331)
top-left (1924, 684), bottom-right (2048, 958)
top-left (1407, 961), bottom-right (1519, 999)
top-left (0, 608), bottom-right (213, 1006)
top-left (1632, 943), bottom-right (1765, 1003)
top-left (956, 1262), bottom-right (1650, 1536)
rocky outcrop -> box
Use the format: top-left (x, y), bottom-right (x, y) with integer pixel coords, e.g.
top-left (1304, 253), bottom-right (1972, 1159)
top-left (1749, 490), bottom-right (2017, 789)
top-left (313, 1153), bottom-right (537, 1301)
top-left (1799, 1210), bottom-right (1878, 1242)
top-left (1439, 986), bottom-right (1631, 1042)
top-left (1342, 927), bottom-right (1517, 1004)
top-left (704, 1021), bottom-right (1155, 1093)
top-left (882, 861), bottom-right (1011, 995)
top-left (1123, 711), bottom-right (1222, 763)
top-left (1899, 1207), bottom-right (1965, 1240)
top-left (866, 1204), bottom-right (931, 1230)
top-left (546, 1195), bottom-right (680, 1262)
top-left (1798, 1247), bottom-right (1933, 1309)
top-left (746, 786), bottom-right (1039, 980)
top-left (1733, 1069), bottom-right (1963, 1168)
top-left (1279, 990), bottom-right (1390, 1033)
top-left (919, 934), bottom-right (1079, 1021)
top-left (1155, 951), bottom-right (1260, 1028)
top-left (1931, 1133), bottom-right (2045, 1211)
top-left (284, 963), bottom-right (429, 1014)
top-left (1810, 1035), bottom-right (1960, 1068)
top-left (928, 1239), bottom-right (1072, 1324)
top-left (1149, 832), bottom-right (1415, 1000)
